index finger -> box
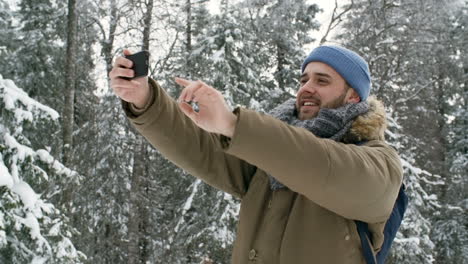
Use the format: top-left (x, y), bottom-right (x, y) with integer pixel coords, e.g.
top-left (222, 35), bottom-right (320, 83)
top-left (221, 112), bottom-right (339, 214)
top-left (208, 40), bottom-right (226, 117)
top-left (114, 56), bottom-right (133, 69)
top-left (175, 77), bottom-right (193, 87)
top-left (178, 80), bottom-right (203, 102)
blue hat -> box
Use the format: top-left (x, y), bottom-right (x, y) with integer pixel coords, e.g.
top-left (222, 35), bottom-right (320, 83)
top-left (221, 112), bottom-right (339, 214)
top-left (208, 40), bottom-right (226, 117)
top-left (301, 45), bottom-right (371, 101)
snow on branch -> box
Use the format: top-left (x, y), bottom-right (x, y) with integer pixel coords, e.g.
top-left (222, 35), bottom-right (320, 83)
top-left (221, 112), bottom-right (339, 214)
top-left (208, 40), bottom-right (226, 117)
top-left (0, 75), bottom-right (59, 122)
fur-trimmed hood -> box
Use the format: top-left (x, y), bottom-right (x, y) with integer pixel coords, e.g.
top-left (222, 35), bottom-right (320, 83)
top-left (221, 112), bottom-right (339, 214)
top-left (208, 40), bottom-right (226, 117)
top-left (342, 96), bottom-right (387, 143)
top-left (268, 95), bottom-right (388, 144)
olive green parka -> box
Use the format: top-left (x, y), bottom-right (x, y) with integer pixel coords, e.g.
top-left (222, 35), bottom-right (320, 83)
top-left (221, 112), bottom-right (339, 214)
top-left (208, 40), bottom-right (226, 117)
top-left (123, 79), bottom-right (403, 264)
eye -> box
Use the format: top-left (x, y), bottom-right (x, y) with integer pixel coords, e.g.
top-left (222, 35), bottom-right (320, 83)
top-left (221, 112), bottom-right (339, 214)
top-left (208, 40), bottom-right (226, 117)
top-left (300, 79), bottom-right (308, 85)
top-left (318, 79), bottom-right (328, 85)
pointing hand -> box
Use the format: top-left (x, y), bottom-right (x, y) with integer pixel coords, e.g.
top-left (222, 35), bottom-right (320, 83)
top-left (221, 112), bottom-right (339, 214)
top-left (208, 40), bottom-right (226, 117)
top-left (175, 77), bottom-right (237, 137)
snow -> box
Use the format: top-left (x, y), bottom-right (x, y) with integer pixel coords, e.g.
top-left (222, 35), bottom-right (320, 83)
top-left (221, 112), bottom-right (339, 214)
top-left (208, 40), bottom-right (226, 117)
top-left (0, 230), bottom-right (7, 248)
top-left (212, 49), bottom-right (225, 63)
top-left (48, 222), bottom-right (61, 236)
top-left (24, 212), bottom-right (41, 240)
top-left (395, 236), bottom-right (420, 245)
top-left (36, 149), bottom-right (54, 164)
top-left (4, 133), bottom-right (36, 162)
top-left (182, 179), bottom-right (201, 212)
top-left (0, 75), bottom-right (83, 263)
top-left (31, 256), bottom-right (48, 264)
top-left (37, 149), bottom-right (75, 178)
top-left (0, 154), bottom-right (14, 188)
top-left (11, 181), bottom-right (39, 209)
top-left (0, 74), bottom-right (59, 121)
top-left (385, 129), bottom-right (398, 139)
top-left (401, 158), bottom-right (432, 176)
top-left (56, 237), bottom-right (79, 259)
top-left (174, 179), bottom-right (201, 234)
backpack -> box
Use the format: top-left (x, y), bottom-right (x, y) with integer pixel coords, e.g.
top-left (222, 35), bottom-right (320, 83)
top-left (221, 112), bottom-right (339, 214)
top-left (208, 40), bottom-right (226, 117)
top-left (355, 184), bottom-right (408, 264)
top-left (353, 141), bottom-right (409, 264)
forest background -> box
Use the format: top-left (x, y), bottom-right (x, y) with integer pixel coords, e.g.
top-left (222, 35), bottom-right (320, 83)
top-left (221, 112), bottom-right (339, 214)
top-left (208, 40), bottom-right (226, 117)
top-left (0, 0), bottom-right (467, 263)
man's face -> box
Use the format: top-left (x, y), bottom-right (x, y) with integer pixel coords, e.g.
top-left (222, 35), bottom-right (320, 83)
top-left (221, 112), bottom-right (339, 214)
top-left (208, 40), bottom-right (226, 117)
top-left (296, 62), bottom-right (359, 120)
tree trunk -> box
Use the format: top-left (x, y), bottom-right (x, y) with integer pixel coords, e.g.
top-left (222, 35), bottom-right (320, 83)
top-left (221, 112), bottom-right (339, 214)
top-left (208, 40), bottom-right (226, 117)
top-left (104, 0), bottom-right (118, 76)
top-left (276, 43), bottom-right (285, 89)
top-left (186, 0), bottom-right (192, 76)
top-left (63, 0), bottom-right (78, 166)
top-left (142, 0), bottom-right (153, 51)
top-left (128, 1), bottom-right (153, 263)
top-left (128, 137), bottom-right (147, 264)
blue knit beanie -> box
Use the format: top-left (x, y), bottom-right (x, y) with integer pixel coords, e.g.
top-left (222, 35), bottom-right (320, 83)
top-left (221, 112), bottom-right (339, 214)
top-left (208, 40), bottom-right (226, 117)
top-left (301, 45), bottom-right (371, 101)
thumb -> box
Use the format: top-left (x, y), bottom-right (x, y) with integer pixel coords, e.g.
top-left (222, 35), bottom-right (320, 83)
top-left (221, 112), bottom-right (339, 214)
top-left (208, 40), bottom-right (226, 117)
top-left (178, 101), bottom-right (199, 123)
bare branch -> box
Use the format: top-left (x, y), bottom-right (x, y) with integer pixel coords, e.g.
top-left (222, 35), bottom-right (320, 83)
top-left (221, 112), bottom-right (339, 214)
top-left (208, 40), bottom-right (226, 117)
top-left (155, 30), bottom-right (180, 76)
top-left (88, 16), bottom-right (107, 40)
top-left (319, 0), bottom-right (354, 45)
top-left (395, 79), bottom-right (438, 105)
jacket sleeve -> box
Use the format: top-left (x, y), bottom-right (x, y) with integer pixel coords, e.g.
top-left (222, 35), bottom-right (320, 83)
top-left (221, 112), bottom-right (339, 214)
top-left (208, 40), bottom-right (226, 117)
top-left (123, 78), bottom-right (256, 199)
top-left (222, 108), bottom-right (403, 223)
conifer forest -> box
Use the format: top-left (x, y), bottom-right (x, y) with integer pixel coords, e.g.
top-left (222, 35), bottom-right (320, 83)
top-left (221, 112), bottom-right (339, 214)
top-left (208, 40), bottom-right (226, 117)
top-left (0, 0), bottom-right (467, 263)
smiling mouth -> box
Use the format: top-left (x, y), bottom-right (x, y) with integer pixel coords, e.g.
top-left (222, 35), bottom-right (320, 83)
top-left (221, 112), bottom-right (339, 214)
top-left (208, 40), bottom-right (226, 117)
top-left (300, 98), bottom-right (320, 108)
top-left (303, 102), bottom-right (318, 106)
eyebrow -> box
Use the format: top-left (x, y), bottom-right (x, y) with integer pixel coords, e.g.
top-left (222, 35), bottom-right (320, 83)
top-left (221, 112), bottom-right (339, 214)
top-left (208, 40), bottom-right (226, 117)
top-left (316, 72), bottom-right (332, 79)
top-left (300, 72), bottom-right (332, 79)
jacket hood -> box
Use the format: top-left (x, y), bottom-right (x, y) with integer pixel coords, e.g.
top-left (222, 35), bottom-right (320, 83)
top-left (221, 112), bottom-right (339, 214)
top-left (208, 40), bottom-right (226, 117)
top-left (342, 96), bottom-right (387, 143)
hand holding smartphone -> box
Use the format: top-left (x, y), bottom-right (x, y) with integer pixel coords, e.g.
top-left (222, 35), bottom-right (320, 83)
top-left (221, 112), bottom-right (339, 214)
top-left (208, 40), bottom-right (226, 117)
top-left (123, 50), bottom-right (149, 80)
top-left (110, 49), bottom-right (151, 108)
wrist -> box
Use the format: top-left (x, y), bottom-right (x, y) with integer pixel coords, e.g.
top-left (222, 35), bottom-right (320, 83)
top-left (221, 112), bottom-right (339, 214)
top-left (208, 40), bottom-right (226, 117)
top-left (133, 98), bottom-right (149, 109)
top-left (222, 113), bottom-right (238, 138)
top-left (133, 81), bottom-right (152, 109)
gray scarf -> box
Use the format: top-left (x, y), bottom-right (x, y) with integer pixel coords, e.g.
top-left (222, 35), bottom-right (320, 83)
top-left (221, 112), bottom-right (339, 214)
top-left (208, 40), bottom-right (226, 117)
top-left (267, 98), bottom-right (370, 190)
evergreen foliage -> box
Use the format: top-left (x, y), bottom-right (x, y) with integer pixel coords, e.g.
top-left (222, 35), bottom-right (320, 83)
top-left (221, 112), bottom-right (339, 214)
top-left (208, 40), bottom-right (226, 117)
top-left (0, 75), bottom-right (84, 263)
top-left (336, 0), bottom-right (468, 262)
top-left (1, 0), bottom-right (467, 263)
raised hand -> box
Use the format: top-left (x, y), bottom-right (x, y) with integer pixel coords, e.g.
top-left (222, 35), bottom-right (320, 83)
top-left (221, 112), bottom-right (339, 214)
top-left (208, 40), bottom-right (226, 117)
top-left (110, 49), bottom-right (150, 108)
top-left (175, 77), bottom-right (237, 137)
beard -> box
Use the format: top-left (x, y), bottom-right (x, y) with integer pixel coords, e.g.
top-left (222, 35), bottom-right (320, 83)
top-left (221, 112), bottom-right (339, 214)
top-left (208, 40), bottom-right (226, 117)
top-left (297, 91), bottom-right (348, 120)
top-left (321, 91), bottom-right (348, 109)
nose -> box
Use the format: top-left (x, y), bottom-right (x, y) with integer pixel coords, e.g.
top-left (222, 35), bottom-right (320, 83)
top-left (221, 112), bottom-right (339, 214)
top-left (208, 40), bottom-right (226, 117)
top-left (298, 79), bottom-right (317, 95)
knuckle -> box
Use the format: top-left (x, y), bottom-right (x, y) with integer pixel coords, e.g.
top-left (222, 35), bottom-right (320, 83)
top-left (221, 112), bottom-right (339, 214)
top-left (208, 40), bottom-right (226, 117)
top-left (114, 57), bottom-right (122, 66)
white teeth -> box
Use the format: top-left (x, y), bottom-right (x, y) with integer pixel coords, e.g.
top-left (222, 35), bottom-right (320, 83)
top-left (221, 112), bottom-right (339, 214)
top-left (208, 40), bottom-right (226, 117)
top-left (304, 102), bottom-right (317, 106)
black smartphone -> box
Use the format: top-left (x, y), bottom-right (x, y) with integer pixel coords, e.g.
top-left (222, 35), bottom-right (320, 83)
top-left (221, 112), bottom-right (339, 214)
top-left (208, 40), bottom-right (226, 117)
top-left (123, 50), bottom-right (149, 80)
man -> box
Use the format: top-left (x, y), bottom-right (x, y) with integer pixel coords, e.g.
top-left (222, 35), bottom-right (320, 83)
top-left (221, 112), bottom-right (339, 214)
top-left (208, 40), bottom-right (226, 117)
top-left (110, 45), bottom-right (403, 263)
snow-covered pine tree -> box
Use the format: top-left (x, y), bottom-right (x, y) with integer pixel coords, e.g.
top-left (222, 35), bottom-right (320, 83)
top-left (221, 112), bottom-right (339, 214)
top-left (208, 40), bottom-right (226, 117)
top-left (0, 1), bottom-right (15, 55)
top-left (432, 2), bottom-right (468, 263)
top-left (140, 2), bottom-right (244, 262)
top-left (0, 75), bottom-right (84, 263)
top-left (243, 0), bottom-right (320, 110)
top-left (385, 115), bottom-right (442, 263)
top-left (69, 0), bottom-right (192, 261)
top-left (187, 5), bottom-right (265, 111)
top-left (65, 0), bottom-right (131, 260)
top-left (0, 0), bottom-right (67, 111)
top-left (334, 0), bottom-right (453, 262)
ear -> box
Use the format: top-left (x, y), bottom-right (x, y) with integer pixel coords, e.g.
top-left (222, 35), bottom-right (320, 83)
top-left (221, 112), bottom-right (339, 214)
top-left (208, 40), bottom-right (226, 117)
top-left (345, 88), bottom-right (361, 103)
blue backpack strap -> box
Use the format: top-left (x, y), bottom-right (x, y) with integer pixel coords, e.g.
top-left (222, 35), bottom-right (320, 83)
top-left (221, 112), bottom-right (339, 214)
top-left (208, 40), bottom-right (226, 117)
top-left (356, 220), bottom-right (376, 264)
top-left (375, 184), bottom-right (408, 263)
top-left (353, 141), bottom-right (409, 264)
top-left (355, 184), bottom-right (408, 264)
